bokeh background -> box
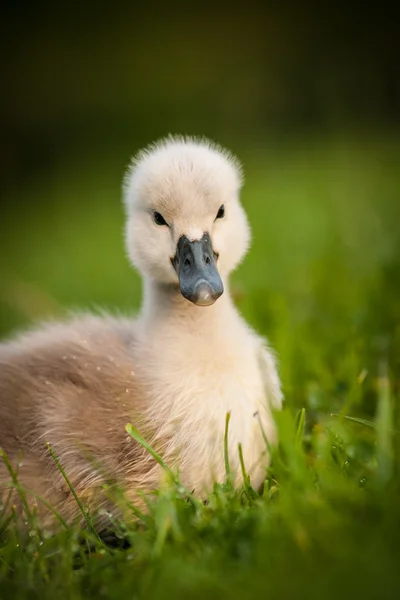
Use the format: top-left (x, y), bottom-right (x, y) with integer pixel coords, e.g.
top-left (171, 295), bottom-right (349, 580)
top-left (1, 0), bottom-right (399, 417)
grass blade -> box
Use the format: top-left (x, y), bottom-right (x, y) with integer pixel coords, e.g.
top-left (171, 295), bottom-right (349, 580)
top-left (125, 424), bottom-right (176, 482)
top-left (238, 443), bottom-right (257, 501)
top-left (295, 408), bottom-right (306, 450)
top-left (331, 413), bottom-right (399, 435)
top-left (0, 448), bottom-right (34, 526)
top-left (375, 364), bottom-right (393, 486)
top-left (238, 442), bottom-right (248, 485)
top-left (224, 412), bottom-right (231, 485)
top-left (330, 414), bottom-right (376, 429)
top-left (1, 482), bottom-right (69, 532)
top-left (46, 443), bottom-right (102, 543)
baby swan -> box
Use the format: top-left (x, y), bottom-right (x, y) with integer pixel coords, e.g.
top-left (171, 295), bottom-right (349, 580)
top-left (0, 136), bottom-right (282, 529)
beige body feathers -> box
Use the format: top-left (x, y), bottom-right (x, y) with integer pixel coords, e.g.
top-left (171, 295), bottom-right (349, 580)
top-left (0, 137), bottom-right (282, 529)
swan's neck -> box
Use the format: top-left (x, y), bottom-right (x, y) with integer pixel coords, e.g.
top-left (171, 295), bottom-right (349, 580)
top-left (138, 278), bottom-right (237, 334)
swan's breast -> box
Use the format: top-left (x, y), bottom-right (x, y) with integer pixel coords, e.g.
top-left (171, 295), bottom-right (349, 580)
top-left (136, 329), bottom-right (275, 492)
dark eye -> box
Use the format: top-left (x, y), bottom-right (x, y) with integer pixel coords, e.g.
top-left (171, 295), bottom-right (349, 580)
top-left (153, 211), bottom-right (168, 226)
top-left (216, 205), bottom-right (225, 220)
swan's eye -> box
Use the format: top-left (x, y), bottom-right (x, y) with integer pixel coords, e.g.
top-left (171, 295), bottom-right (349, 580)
top-left (153, 211), bottom-right (168, 226)
top-left (215, 205), bottom-right (225, 220)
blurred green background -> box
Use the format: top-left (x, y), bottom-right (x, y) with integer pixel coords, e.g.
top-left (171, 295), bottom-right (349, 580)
top-left (1, 1), bottom-right (399, 418)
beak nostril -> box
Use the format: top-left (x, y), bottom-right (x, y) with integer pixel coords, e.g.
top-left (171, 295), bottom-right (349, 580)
top-left (204, 255), bottom-right (211, 265)
top-left (184, 258), bottom-right (191, 267)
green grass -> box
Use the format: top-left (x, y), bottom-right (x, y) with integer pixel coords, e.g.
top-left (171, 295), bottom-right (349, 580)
top-left (1, 133), bottom-right (400, 598)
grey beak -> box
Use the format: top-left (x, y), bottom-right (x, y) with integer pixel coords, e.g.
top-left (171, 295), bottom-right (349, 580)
top-left (172, 234), bottom-right (224, 306)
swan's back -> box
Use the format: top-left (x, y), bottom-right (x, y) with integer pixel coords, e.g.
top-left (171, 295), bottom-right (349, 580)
top-left (0, 315), bottom-right (157, 528)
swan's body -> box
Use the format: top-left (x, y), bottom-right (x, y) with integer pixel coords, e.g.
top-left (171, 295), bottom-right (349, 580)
top-left (0, 137), bottom-right (282, 528)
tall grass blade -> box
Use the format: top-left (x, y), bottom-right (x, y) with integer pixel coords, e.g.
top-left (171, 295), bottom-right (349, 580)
top-left (46, 443), bottom-right (102, 543)
top-left (224, 412), bottom-right (231, 485)
top-left (0, 448), bottom-right (34, 526)
top-left (125, 423), bottom-right (176, 482)
top-left (238, 443), bottom-right (248, 485)
top-left (375, 363), bottom-right (393, 486)
top-left (295, 408), bottom-right (306, 450)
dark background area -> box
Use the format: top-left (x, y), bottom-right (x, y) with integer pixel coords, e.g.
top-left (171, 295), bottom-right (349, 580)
top-left (1, 1), bottom-right (399, 190)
